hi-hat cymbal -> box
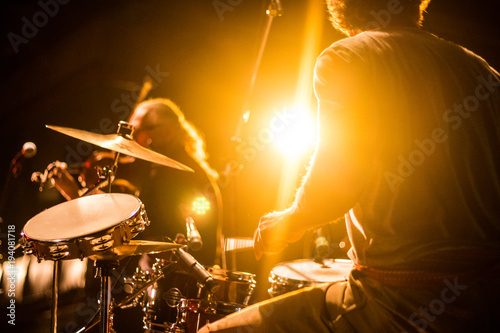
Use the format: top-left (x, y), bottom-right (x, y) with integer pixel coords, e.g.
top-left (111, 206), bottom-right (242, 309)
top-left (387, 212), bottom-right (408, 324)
top-left (46, 125), bottom-right (193, 172)
top-left (88, 240), bottom-right (183, 261)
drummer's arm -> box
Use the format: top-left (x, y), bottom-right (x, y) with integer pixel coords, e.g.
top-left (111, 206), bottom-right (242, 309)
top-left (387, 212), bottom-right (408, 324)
top-left (254, 99), bottom-right (371, 258)
top-left (254, 51), bottom-right (373, 257)
top-left (49, 161), bottom-right (82, 201)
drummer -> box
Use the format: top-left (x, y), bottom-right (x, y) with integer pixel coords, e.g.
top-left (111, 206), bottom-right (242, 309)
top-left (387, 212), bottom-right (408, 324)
top-left (199, 0), bottom-right (500, 332)
top-left (51, 98), bottom-right (221, 267)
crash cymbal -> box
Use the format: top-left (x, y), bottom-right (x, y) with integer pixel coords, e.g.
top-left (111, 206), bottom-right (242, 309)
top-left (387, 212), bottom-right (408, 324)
top-left (46, 124), bottom-right (193, 172)
top-left (88, 240), bottom-right (183, 261)
top-left (116, 240), bottom-right (183, 255)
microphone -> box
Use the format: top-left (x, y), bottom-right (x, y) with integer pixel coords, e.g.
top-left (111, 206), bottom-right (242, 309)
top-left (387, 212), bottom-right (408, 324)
top-left (174, 233), bottom-right (187, 245)
top-left (186, 217), bottom-right (203, 251)
top-left (274, 0), bottom-right (283, 14)
top-left (313, 228), bottom-right (330, 262)
top-left (174, 247), bottom-right (219, 294)
top-left (267, 0), bottom-right (283, 16)
top-left (11, 142), bottom-right (37, 176)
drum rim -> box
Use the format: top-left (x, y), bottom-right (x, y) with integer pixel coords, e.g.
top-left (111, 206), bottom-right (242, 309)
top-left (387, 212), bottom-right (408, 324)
top-left (207, 267), bottom-right (256, 281)
top-left (270, 258), bottom-right (353, 285)
top-left (23, 193), bottom-right (142, 242)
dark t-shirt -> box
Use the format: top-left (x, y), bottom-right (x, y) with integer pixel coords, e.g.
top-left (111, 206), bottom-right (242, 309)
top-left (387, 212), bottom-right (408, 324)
top-left (314, 28), bottom-right (500, 268)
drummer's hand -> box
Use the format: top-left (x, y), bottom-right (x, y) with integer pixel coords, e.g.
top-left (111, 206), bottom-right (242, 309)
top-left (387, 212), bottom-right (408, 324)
top-left (49, 161), bottom-right (81, 201)
top-left (253, 210), bottom-right (304, 260)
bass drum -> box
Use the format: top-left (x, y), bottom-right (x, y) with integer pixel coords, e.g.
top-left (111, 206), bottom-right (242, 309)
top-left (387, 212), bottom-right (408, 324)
top-left (177, 299), bottom-right (244, 333)
top-left (268, 259), bottom-right (353, 297)
top-left (22, 193), bottom-right (148, 261)
top-left (142, 264), bottom-right (202, 333)
top-left (141, 264), bottom-right (255, 332)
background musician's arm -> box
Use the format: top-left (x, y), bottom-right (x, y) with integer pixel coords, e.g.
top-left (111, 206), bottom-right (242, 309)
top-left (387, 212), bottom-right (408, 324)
top-left (42, 161), bottom-right (82, 201)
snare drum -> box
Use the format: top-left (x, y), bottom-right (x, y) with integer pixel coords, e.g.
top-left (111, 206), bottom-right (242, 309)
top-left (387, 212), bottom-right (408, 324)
top-left (22, 193), bottom-right (148, 261)
top-left (268, 259), bottom-right (353, 297)
top-left (206, 267), bottom-right (256, 306)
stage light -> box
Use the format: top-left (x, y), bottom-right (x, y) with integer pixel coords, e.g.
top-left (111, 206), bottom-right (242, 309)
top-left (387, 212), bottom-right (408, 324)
top-left (192, 197), bottom-right (210, 215)
top-left (272, 105), bottom-right (316, 159)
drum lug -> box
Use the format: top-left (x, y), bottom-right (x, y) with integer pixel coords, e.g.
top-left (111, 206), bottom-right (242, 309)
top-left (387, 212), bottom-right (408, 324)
top-left (90, 234), bottom-right (113, 245)
top-left (51, 251), bottom-right (70, 260)
top-left (89, 234), bottom-right (115, 252)
top-left (92, 240), bottom-right (115, 252)
top-left (48, 244), bottom-right (70, 260)
top-left (141, 207), bottom-right (150, 227)
top-left (20, 234), bottom-right (34, 255)
top-left (22, 243), bottom-right (34, 256)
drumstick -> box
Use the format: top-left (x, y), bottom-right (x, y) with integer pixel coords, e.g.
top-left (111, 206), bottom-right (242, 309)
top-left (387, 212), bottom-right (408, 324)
top-left (224, 237), bottom-right (254, 252)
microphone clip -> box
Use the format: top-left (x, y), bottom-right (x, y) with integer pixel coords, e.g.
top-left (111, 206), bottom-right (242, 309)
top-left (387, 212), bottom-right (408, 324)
top-left (267, 0), bottom-right (283, 17)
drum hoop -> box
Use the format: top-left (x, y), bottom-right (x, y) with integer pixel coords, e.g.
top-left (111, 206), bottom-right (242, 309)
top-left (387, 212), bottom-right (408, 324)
top-left (24, 220), bottom-right (129, 243)
top-left (269, 271), bottom-right (317, 287)
top-left (270, 259), bottom-right (353, 285)
top-left (23, 193), bottom-right (142, 242)
top-left (208, 268), bottom-right (256, 283)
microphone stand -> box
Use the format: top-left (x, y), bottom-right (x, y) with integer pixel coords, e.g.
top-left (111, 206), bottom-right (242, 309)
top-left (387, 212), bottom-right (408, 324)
top-left (223, 0), bottom-right (283, 271)
top-left (0, 150), bottom-right (27, 226)
top-left (233, 0), bottom-right (282, 141)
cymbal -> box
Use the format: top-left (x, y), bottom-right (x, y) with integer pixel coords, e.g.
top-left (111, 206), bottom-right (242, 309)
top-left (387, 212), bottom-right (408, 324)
top-left (88, 240), bottom-right (183, 261)
top-left (46, 125), bottom-right (193, 172)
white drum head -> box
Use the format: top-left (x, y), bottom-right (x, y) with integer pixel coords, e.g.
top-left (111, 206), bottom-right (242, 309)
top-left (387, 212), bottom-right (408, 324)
top-left (272, 259), bottom-right (353, 283)
top-left (24, 193), bottom-right (142, 242)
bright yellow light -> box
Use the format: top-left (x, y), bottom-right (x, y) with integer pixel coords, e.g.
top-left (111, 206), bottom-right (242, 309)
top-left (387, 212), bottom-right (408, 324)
top-left (192, 197), bottom-right (210, 215)
top-left (272, 106), bottom-right (316, 159)
top-left (242, 110), bottom-right (251, 124)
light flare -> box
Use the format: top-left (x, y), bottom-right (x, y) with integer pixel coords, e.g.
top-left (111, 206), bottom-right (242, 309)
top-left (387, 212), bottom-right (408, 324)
top-left (272, 106), bottom-right (316, 159)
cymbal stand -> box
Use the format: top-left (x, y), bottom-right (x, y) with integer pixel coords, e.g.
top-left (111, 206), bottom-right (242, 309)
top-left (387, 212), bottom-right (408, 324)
top-left (50, 260), bottom-right (59, 333)
top-left (95, 260), bottom-right (119, 333)
top-left (224, 0), bottom-right (282, 271)
top-left (77, 262), bottom-right (177, 332)
top-left (82, 121), bottom-right (135, 196)
top-left (117, 262), bottom-right (176, 308)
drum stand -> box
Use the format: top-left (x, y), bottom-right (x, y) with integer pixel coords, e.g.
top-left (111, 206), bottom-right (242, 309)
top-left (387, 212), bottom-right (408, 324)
top-left (51, 260), bottom-right (60, 333)
top-left (95, 260), bottom-right (119, 333)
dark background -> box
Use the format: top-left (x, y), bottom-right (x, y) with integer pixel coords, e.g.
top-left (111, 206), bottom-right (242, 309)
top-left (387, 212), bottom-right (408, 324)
top-left (0, 0), bottom-right (499, 331)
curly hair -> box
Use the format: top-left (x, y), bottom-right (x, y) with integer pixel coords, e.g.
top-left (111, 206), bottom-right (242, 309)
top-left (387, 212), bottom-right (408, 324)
top-left (327, 0), bottom-right (431, 36)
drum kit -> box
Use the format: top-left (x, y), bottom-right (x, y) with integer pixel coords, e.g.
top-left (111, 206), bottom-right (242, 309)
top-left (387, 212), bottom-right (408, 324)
top-left (17, 120), bottom-right (353, 333)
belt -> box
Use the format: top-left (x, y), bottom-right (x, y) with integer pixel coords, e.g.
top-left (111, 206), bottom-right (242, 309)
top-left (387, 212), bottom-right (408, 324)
top-left (353, 250), bottom-right (500, 288)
